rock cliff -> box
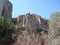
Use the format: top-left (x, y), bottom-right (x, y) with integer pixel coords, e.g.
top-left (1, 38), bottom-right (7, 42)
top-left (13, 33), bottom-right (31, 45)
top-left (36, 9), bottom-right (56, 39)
top-left (12, 13), bottom-right (48, 32)
top-left (0, 0), bottom-right (49, 45)
top-left (0, 0), bottom-right (12, 20)
top-left (0, 0), bottom-right (48, 32)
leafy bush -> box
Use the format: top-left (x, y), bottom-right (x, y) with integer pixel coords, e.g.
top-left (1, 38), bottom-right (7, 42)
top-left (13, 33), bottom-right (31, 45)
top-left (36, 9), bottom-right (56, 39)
top-left (0, 17), bottom-right (15, 44)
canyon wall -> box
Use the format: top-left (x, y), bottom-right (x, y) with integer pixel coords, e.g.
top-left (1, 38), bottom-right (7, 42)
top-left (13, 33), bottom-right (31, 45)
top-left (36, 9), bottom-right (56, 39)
top-left (12, 13), bottom-right (48, 32)
top-left (0, 0), bottom-right (12, 19)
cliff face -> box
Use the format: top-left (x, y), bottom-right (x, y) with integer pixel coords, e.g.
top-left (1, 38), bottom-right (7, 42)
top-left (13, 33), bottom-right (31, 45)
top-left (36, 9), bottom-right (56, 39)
top-left (0, 0), bottom-right (12, 20)
top-left (12, 13), bottom-right (49, 45)
top-left (12, 13), bottom-right (48, 32)
top-left (0, 1), bottom-right (49, 45)
top-left (0, 0), bottom-right (48, 31)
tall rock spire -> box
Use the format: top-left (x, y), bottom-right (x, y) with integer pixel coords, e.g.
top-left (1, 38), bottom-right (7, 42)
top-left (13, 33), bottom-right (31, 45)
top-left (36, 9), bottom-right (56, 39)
top-left (0, 0), bottom-right (12, 20)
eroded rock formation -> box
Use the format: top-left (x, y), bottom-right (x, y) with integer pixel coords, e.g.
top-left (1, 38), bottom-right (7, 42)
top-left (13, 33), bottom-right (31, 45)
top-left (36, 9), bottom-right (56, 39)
top-left (0, 0), bottom-right (12, 19)
top-left (12, 13), bottom-right (48, 32)
top-left (0, 0), bottom-right (49, 45)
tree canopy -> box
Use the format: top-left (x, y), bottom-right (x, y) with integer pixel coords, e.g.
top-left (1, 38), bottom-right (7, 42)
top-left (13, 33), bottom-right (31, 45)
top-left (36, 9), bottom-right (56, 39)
top-left (0, 17), bottom-right (15, 44)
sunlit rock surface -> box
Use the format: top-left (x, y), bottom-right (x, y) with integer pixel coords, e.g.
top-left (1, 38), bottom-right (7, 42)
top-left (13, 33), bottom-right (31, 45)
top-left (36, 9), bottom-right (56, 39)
top-left (12, 13), bottom-right (48, 32)
top-left (0, 0), bottom-right (12, 19)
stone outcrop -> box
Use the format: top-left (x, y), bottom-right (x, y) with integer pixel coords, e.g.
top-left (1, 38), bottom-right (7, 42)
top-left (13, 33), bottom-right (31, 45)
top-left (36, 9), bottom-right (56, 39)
top-left (12, 13), bottom-right (49, 45)
top-left (0, 0), bottom-right (12, 20)
top-left (0, 1), bottom-right (49, 45)
top-left (12, 13), bottom-right (48, 32)
top-left (0, 0), bottom-right (48, 32)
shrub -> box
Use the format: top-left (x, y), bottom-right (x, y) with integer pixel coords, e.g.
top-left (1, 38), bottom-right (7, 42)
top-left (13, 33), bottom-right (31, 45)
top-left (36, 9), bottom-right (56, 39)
top-left (0, 17), bottom-right (15, 44)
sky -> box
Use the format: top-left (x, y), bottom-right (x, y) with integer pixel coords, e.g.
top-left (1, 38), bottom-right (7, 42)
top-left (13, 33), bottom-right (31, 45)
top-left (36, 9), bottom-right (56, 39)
top-left (9, 0), bottom-right (60, 19)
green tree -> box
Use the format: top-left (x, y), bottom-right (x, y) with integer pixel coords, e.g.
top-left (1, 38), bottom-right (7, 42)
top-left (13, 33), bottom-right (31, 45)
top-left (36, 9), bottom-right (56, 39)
top-left (0, 17), bottom-right (15, 45)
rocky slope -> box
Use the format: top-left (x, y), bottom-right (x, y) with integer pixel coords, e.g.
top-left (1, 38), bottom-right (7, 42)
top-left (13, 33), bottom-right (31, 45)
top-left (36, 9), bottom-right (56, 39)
top-left (12, 13), bottom-right (49, 45)
top-left (12, 13), bottom-right (48, 32)
top-left (0, 0), bottom-right (49, 45)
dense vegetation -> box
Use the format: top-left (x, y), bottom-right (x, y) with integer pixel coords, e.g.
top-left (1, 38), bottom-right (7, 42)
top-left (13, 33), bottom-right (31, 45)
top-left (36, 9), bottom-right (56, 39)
top-left (0, 17), bottom-right (15, 45)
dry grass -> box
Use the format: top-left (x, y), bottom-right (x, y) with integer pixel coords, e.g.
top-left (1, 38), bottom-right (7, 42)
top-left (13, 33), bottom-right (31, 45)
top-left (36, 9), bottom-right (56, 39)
top-left (12, 33), bottom-right (48, 45)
